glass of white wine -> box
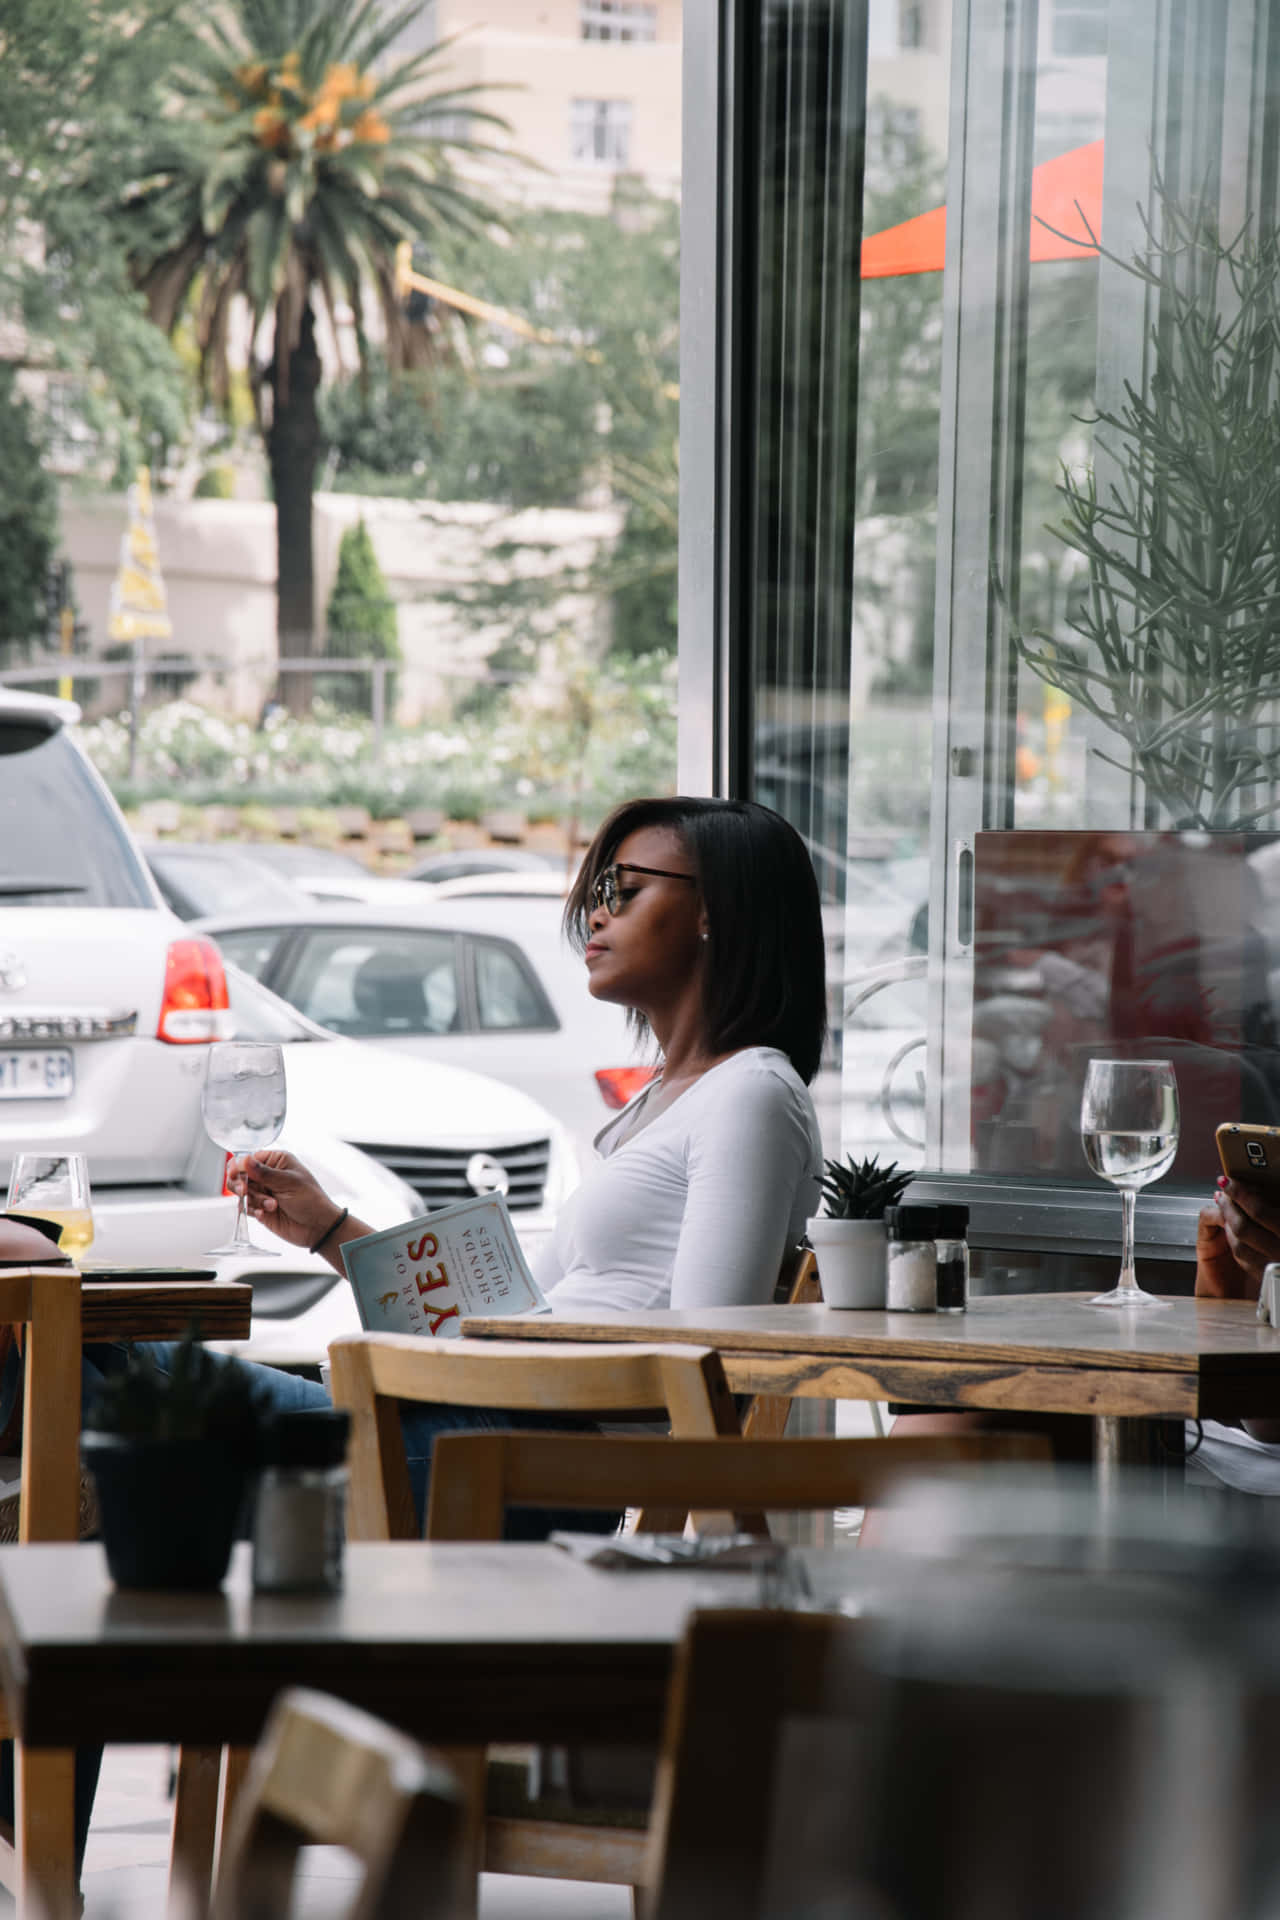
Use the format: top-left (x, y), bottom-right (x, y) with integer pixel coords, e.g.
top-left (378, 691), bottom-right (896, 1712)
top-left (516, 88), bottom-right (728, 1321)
top-left (5, 1153), bottom-right (94, 1262)
top-left (202, 1042), bottom-right (287, 1257)
top-left (1080, 1059), bottom-right (1180, 1308)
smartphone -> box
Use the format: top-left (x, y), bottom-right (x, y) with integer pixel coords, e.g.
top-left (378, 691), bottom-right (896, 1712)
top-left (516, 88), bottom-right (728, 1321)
top-left (1216, 1123), bottom-right (1280, 1197)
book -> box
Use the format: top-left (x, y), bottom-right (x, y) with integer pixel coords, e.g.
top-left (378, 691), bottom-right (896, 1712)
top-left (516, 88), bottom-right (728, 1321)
top-left (340, 1194), bottom-right (550, 1338)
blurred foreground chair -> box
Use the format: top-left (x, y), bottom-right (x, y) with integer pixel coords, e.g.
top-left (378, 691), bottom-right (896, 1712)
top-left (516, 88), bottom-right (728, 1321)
top-left (643, 1609), bottom-right (868, 1920)
top-left (329, 1335), bottom-right (743, 1907)
top-left (207, 1688), bottom-right (464, 1920)
top-left (427, 1428), bottom-right (1052, 1912)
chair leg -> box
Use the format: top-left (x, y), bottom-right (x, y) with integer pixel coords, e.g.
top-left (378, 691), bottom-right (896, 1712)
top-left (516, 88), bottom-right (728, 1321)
top-left (170, 1746), bottom-right (222, 1917)
top-left (17, 1744), bottom-right (77, 1920)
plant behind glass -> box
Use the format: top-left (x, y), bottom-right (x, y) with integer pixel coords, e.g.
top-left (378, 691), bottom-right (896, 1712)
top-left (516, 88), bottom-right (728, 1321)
top-left (1006, 182), bottom-right (1280, 828)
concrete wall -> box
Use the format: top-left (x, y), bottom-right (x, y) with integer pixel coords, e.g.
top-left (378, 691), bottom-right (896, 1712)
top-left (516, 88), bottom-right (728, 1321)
top-left (60, 490), bottom-right (622, 721)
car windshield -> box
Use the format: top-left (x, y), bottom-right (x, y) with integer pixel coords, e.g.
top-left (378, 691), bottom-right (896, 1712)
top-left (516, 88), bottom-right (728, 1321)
top-left (0, 723), bottom-right (152, 908)
top-left (147, 848), bottom-right (286, 921)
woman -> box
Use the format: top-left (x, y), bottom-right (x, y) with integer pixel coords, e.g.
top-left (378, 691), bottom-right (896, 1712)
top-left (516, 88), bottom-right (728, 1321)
top-left (235, 795), bottom-right (828, 1509)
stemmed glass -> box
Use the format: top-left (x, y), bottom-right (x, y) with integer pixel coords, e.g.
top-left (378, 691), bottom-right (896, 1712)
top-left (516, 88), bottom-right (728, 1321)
top-left (5, 1154), bottom-right (94, 1262)
top-left (1079, 1059), bottom-right (1179, 1308)
top-left (202, 1042), bottom-right (287, 1257)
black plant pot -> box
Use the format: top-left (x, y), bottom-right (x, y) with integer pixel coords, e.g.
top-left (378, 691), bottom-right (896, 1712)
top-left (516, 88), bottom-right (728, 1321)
top-left (82, 1433), bottom-right (252, 1590)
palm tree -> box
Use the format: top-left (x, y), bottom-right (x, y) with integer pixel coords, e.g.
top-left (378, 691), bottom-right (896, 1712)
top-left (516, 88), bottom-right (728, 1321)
top-left (122, 0), bottom-right (507, 712)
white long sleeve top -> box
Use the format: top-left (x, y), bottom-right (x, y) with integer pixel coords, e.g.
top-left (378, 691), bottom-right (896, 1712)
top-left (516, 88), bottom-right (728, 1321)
top-left (533, 1045), bottom-right (823, 1317)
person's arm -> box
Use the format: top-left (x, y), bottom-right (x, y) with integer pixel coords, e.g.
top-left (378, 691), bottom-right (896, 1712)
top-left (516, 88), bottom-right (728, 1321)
top-left (667, 1069), bottom-right (817, 1310)
top-left (233, 1151), bottom-right (374, 1275)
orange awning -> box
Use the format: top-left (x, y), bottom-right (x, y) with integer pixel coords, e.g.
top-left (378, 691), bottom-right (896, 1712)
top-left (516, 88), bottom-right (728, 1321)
top-left (860, 139), bottom-right (1104, 279)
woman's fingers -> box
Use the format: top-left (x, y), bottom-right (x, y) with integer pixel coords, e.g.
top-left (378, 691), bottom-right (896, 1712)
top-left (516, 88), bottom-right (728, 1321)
top-left (1218, 1181), bottom-right (1280, 1283)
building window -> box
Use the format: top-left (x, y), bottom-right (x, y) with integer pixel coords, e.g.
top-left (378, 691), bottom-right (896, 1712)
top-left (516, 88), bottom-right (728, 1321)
top-left (581, 1), bottom-right (657, 41)
top-left (869, 0), bottom-right (925, 57)
top-left (1053, 0), bottom-right (1108, 58)
top-left (569, 98), bottom-right (633, 167)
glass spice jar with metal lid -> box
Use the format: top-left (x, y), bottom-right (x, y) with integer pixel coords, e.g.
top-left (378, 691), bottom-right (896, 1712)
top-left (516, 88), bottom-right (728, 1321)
top-left (934, 1203), bottom-right (970, 1314)
top-left (885, 1203), bottom-right (941, 1312)
top-left (252, 1408), bottom-right (350, 1594)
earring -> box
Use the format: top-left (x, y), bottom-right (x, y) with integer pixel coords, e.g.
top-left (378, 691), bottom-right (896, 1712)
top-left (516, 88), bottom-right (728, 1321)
top-left (700, 932), bottom-right (709, 942)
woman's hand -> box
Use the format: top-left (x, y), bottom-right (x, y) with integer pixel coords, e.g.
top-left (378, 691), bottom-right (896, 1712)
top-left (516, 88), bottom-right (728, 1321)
top-left (1195, 1179), bottom-right (1280, 1299)
top-left (229, 1150), bottom-right (338, 1252)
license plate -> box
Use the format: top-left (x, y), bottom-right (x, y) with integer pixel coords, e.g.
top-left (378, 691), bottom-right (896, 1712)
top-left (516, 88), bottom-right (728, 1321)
top-left (0, 1050), bottom-right (74, 1101)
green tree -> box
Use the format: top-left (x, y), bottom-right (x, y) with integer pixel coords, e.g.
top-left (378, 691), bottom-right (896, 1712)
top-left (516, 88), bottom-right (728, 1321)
top-left (0, 1), bottom-right (193, 485)
top-left (0, 369), bottom-right (58, 658)
top-left (321, 517), bottom-right (400, 713)
top-left (120, 0), bottom-right (507, 711)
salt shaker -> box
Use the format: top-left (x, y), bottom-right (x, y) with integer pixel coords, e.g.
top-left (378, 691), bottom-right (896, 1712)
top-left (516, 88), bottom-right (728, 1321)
top-left (885, 1204), bottom-right (940, 1312)
top-left (934, 1203), bottom-right (970, 1314)
top-left (252, 1409), bottom-right (350, 1594)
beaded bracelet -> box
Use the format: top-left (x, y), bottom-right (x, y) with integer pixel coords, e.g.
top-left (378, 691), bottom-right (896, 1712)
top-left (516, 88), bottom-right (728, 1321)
top-left (309, 1205), bottom-right (350, 1257)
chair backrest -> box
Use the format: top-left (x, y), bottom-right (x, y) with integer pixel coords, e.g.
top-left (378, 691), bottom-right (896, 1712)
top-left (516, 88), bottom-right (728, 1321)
top-left (644, 1609), bottom-right (867, 1920)
top-left (425, 1430), bottom-right (1053, 1542)
top-left (329, 1335), bottom-right (740, 1541)
top-left (210, 1687), bottom-right (464, 1920)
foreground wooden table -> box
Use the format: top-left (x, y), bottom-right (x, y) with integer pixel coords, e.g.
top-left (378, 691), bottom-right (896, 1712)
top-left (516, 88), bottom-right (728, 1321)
top-left (0, 1540), bottom-right (719, 1751)
top-left (463, 1294), bottom-right (1280, 1468)
top-left (77, 1275), bottom-right (253, 1344)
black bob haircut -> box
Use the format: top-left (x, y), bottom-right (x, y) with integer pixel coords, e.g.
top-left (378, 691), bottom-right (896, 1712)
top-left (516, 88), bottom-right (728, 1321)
top-left (565, 795), bottom-right (828, 1085)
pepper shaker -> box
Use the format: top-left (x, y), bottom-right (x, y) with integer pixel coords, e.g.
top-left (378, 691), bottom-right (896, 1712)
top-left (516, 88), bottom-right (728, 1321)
top-left (252, 1409), bottom-right (350, 1594)
top-left (934, 1203), bottom-right (970, 1313)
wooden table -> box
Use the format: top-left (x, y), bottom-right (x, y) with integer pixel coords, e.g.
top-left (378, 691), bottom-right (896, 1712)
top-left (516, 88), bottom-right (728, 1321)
top-left (77, 1275), bottom-right (252, 1344)
top-left (462, 1294), bottom-right (1280, 1476)
top-left (0, 1540), bottom-right (728, 1754)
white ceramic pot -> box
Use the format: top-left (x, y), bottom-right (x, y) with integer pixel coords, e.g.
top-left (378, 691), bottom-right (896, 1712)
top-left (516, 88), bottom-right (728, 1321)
top-left (805, 1216), bottom-right (888, 1309)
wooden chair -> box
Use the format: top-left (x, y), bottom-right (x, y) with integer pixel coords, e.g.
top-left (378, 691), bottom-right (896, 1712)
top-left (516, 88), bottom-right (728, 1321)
top-left (327, 1335), bottom-right (744, 1906)
top-left (739, 1246), bottom-right (821, 1443)
top-left (643, 1609), bottom-right (868, 1920)
top-left (426, 1428), bottom-right (1052, 1908)
top-left (206, 1688), bottom-right (464, 1920)
top-left (0, 1264), bottom-right (85, 1920)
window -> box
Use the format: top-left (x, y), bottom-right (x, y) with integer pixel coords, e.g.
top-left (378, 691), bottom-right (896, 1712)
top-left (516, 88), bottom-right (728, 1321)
top-left (581, 2), bottom-right (657, 42)
top-left (869, 0), bottom-right (925, 58)
top-left (473, 940), bottom-right (556, 1032)
top-left (208, 929), bottom-right (284, 983)
top-left (0, 727), bottom-right (153, 910)
top-left (687, 0), bottom-right (1280, 1281)
top-left (287, 930), bottom-right (460, 1037)
top-left (1052, 1), bottom-right (1107, 59)
top-left (570, 99), bottom-right (633, 167)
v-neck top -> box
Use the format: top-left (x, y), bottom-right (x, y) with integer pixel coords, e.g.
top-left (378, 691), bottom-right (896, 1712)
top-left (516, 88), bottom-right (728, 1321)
top-left (532, 1046), bottom-right (823, 1317)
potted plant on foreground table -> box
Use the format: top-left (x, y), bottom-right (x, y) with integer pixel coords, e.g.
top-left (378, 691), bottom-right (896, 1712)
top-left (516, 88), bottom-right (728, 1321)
top-left (807, 1155), bottom-right (913, 1308)
top-left (81, 1328), bottom-right (267, 1590)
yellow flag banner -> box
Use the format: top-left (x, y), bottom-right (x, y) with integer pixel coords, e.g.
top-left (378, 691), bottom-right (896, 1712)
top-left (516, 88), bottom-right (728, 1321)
top-left (107, 468), bottom-right (172, 647)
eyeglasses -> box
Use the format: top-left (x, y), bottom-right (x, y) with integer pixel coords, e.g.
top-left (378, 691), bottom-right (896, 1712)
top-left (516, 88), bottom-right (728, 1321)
top-left (591, 862), bottom-right (697, 916)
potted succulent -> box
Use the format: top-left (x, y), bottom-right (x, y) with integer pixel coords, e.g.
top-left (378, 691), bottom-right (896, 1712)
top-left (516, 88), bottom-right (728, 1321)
top-left (81, 1328), bottom-right (268, 1590)
top-left (807, 1155), bottom-right (914, 1308)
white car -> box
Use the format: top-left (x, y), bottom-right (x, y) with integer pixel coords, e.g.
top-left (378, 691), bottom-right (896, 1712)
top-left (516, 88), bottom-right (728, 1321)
top-left (195, 895), bottom-right (650, 1166)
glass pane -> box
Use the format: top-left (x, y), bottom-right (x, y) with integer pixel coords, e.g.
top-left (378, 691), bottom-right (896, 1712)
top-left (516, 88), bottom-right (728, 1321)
top-left (0, 731), bottom-right (152, 910)
top-left (211, 930), bottom-right (283, 982)
top-left (474, 940), bottom-right (555, 1030)
top-left (288, 931), bottom-right (460, 1037)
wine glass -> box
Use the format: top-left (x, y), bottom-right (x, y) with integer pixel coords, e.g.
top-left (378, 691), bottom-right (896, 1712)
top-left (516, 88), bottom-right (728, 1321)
top-left (5, 1154), bottom-right (94, 1262)
top-left (202, 1042), bottom-right (287, 1257)
top-left (1080, 1059), bottom-right (1179, 1308)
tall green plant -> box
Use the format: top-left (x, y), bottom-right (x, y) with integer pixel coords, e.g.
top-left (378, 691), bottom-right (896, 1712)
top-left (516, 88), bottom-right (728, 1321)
top-left (322, 517), bottom-right (399, 712)
top-left (1008, 190), bottom-right (1280, 828)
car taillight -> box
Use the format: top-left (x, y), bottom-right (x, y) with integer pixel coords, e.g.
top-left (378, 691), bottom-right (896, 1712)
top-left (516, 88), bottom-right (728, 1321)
top-left (595, 1066), bottom-right (660, 1110)
top-left (157, 938), bottom-right (233, 1044)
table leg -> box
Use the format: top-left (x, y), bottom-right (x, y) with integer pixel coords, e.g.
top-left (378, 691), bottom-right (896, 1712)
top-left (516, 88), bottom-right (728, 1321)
top-left (17, 1745), bottom-right (76, 1920)
top-left (1093, 1415), bottom-right (1185, 1504)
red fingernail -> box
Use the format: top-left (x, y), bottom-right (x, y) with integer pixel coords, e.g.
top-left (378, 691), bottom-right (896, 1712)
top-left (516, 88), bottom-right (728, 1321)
top-left (1217, 1174), bottom-right (1228, 1187)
